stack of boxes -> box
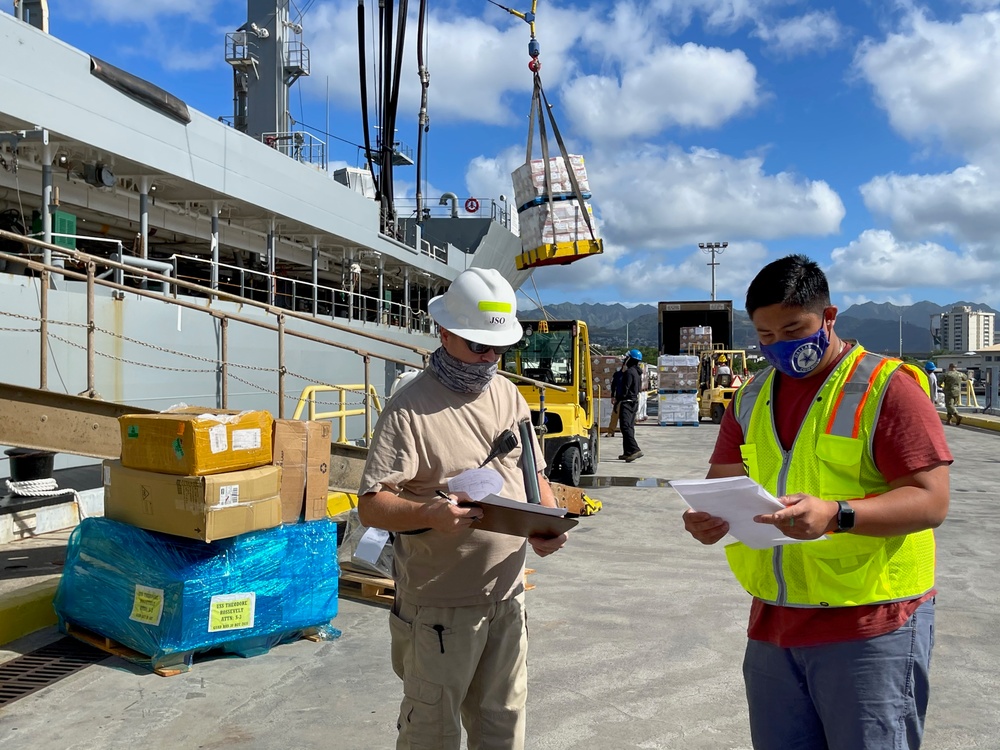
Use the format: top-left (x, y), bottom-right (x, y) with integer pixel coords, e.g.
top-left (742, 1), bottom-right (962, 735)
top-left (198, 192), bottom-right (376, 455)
top-left (591, 354), bottom-right (623, 433)
top-left (658, 355), bottom-right (700, 425)
top-left (54, 407), bottom-right (340, 673)
top-left (679, 325), bottom-right (713, 353)
top-left (513, 155), bottom-right (598, 251)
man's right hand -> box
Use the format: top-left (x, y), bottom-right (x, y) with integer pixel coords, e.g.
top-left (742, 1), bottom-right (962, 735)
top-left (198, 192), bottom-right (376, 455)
top-left (683, 509), bottom-right (730, 545)
top-left (427, 492), bottom-right (484, 533)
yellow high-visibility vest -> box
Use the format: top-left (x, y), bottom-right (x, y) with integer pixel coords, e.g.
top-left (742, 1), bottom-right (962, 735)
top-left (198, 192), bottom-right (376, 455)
top-left (725, 345), bottom-right (936, 607)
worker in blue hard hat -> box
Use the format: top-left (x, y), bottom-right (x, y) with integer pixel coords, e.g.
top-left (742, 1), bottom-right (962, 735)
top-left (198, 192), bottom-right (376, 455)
top-left (925, 362), bottom-right (940, 406)
top-left (618, 349), bottom-right (643, 462)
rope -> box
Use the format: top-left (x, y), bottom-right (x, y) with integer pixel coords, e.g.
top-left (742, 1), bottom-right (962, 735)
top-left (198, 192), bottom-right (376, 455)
top-left (5, 478), bottom-right (86, 519)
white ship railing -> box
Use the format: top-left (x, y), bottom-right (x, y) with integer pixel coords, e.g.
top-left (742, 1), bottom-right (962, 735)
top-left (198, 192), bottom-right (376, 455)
top-left (172, 255), bottom-right (434, 335)
top-left (0, 231), bottom-right (435, 440)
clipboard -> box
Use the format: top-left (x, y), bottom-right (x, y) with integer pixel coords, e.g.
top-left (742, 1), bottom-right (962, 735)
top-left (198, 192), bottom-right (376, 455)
top-left (462, 494), bottom-right (579, 539)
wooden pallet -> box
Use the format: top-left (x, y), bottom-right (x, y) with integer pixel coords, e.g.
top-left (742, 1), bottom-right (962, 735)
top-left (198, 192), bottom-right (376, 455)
top-left (62, 620), bottom-right (321, 677)
top-left (339, 570), bottom-right (395, 607)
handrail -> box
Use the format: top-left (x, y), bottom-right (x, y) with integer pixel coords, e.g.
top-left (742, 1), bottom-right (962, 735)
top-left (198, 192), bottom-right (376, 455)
top-left (0, 232), bottom-right (431, 431)
top-left (292, 384), bottom-right (384, 444)
top-left (0, 230), bottom-right (433, 356)
top-left (0, 232), bottom-right (566, 438)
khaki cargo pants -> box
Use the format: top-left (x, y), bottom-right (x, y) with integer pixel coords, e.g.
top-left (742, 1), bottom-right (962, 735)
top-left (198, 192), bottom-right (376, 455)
top-left (389, 592), bottom-right (528, 750)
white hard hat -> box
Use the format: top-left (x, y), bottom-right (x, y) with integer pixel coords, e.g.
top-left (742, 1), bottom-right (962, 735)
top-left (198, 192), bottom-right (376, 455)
top-left (428, 268), bottom-right (522, 346)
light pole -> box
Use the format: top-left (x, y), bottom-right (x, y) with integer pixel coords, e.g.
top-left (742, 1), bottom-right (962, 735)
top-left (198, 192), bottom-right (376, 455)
top-left (698, 241), bottom-right (728, 301)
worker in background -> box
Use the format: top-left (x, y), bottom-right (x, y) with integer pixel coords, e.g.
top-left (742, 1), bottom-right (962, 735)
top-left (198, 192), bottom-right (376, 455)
top-left (619, 349), bottom-right (643, 462)
top-left (942, 362), bottom-right (967, 425)
top-left (358, 268), bottom-right (568, 750)
top-left (715, 354), bottom-right (733, 388)
top-left (683, 254), bottom-right (951, 750)
top-left (925, 361), bottom-right (939, 406)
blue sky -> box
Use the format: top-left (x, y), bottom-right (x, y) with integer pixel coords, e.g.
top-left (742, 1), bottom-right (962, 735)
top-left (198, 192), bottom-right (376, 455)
top-left (23, 0), bottom-right (1000, 311)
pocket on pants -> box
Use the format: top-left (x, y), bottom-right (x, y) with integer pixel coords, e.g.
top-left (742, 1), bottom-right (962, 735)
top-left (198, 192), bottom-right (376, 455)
top-left (389, 610), bottom-right (412, 680)
top-left (400, 675), bottom-right (445, 747)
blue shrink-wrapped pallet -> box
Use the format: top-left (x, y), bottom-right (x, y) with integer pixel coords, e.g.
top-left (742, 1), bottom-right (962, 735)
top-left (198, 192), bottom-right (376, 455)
top-left (54, 517), bottom-right (339, 673)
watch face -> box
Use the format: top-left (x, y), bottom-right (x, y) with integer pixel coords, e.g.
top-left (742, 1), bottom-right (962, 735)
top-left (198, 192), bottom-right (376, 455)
top-left (837, 501), bottom-right (855, 530)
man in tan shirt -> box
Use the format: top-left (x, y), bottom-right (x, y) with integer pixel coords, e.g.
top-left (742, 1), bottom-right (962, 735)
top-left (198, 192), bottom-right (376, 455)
top-left (358, 268), bottom-right (568, 750)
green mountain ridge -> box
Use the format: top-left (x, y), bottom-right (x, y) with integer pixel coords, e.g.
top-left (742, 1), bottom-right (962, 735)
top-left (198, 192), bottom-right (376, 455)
top-left (518, 300), bottom-right (990, 354)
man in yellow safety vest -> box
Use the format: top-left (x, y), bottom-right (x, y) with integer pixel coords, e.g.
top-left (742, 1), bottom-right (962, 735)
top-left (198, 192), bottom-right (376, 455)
top-left (683, 254), bottom-right (952, 750)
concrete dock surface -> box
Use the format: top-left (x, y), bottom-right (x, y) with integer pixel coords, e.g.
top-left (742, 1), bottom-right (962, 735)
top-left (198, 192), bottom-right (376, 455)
top-left (1, 419), bottom-right (997, 749)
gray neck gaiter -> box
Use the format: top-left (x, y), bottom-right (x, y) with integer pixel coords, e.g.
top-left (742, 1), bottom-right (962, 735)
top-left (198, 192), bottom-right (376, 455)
top-left (429, 347), bottom-right (497, 394)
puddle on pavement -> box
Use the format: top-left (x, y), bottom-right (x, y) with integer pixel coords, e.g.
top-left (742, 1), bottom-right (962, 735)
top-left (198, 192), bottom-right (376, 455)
top-left (578, 476), bottom-right (673, 488)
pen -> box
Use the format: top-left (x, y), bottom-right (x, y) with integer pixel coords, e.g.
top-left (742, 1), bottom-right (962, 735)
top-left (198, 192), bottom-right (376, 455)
top-left (436, 490), bottom-right (457, 506)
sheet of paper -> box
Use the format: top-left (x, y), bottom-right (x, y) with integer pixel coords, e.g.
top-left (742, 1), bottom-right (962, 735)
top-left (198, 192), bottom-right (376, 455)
top-left (669, 476), bottom-right (827, 550)
top-left (355, 526), bottom-right (391, 564)
top-left (448, 468), bottom-right (504, 501)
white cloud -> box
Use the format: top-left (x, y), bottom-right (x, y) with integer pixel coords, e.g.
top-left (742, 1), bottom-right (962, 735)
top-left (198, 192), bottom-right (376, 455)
top-left (304, 2), bottom-right (587, 127)
top-left (590, 145), bottom-right (844, 248)
top-left (827, 229), bottom-right (993, 291)
top-left (855, 10), bottom-right (1000, 158)
top-left (561, 43), bottom-right (760, 141)
top-left (754, 11), bottom-right (843, 57)
top-left (861, 164), bottom-right (1000, 244)
top-left (527, 239), bottom-right (770, 304)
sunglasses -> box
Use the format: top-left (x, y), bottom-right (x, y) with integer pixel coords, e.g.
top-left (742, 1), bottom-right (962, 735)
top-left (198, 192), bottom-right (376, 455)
top-left (461, 336), bottom-right (514, 355)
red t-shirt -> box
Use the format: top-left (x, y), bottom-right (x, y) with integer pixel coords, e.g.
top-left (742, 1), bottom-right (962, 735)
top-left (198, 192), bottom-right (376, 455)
top-left (710, 346), bottom-right (953, 647)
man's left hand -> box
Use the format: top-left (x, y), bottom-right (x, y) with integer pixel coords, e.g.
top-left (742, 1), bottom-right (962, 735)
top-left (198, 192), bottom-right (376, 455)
top-left (528, 532), bottom-right (568, 557)
top-left (753, 494), bottom-right (838, 539)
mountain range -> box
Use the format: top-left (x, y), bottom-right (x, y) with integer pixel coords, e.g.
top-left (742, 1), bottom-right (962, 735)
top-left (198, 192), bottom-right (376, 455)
top-left (518, 300), bottom-right (999, 354)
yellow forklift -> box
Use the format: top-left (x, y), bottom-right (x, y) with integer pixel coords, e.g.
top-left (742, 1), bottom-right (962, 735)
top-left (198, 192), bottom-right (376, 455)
top-left (697, 349), bottom-right (749, 424)
top-left (501, 320), bottom-right (597, 486)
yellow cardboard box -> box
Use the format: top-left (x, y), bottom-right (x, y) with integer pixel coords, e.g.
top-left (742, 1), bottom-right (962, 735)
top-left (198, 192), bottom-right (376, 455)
top-left (103, 460), bottom-right (282, 542)
top-left (119, 408), bottom-right (274, 476)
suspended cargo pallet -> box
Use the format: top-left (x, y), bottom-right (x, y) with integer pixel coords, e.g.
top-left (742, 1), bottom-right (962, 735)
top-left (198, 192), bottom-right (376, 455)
top-left (512, 73), bottom-right (603, 271)
top-left (515, 237), bottom-right (604, 270)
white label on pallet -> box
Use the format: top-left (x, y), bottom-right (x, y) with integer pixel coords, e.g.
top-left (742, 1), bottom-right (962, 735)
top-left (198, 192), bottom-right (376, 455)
top-left (208, 592), bottom-right (256, 632)
top-left (130, 584), bottom-right (165, 627)
top-left (232, 428), bottom-right (261, 451)
top-left (208, 424), bottom-right (228, 453)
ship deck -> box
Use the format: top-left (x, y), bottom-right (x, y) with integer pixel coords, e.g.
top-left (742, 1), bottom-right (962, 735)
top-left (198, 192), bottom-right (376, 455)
top-left (0, 411), bottom-right (997, 749)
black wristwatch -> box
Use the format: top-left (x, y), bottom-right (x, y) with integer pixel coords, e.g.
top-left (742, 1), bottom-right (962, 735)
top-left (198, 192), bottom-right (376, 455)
top-left (835, 500), bottom-right (855, 533)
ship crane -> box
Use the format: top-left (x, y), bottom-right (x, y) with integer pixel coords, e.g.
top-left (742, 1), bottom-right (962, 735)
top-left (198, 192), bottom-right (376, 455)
top-left (490, 0), bottom-right (604, 270)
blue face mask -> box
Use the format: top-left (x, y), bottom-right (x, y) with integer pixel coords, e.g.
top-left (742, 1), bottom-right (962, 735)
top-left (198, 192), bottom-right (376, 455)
top-left (760, 326), bottom-right (830, 378)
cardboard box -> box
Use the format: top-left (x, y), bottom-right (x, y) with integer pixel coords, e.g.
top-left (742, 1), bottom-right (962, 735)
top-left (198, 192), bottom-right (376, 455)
top-left (103, 460), bottom-right (282, 542)
top-left (120, 408), bottom-right (274, 476)
top-left (273, 420), bottom-right (332, 523)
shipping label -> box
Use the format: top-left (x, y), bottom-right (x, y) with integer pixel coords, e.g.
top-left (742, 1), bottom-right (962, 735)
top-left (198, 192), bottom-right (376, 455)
top-left (129, 584), bottom-right (165, 627)
top-left (232, 428), bottom-right (261, 451)
top-left (208, 424), bottom-right (228, 454)
top-left (216, 484), bottom-right (240, 508)
top-left (208, 592), bottom-right (256, 632)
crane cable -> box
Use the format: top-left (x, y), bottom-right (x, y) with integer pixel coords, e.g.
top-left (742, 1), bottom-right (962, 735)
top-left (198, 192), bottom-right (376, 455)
top-left (490, 0), bottom-right (595, 241)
